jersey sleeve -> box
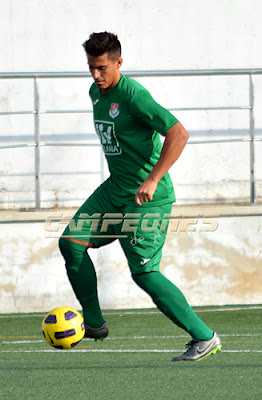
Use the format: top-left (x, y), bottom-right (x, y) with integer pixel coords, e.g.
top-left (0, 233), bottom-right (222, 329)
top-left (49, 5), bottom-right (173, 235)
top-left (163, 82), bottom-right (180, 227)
top-left (129, 90), bottom-right (179, 135)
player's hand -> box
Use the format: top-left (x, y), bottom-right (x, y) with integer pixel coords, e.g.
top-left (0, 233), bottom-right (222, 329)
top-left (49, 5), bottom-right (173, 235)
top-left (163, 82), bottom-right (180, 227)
top-left (135, 178), bottom-right (158, 205)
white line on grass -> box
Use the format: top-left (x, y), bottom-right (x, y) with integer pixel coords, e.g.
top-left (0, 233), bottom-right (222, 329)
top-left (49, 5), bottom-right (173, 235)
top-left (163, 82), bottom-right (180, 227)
top-left (222, 350), bottom-right (262, 353)
top-left (2, 336), bottom-right (186, 344)
top-left (1, 349), bottom-right (262, 354)
top-left (104, 306), bottom-right (262, 315)
top-left (2, 333), bottom-right (261, 345)
top-left (3, 340), bottom-right (45, 344)
top-left (0, 314), bottom-right (44, 318)
top-left (0, 305), bottom-right (261, 318)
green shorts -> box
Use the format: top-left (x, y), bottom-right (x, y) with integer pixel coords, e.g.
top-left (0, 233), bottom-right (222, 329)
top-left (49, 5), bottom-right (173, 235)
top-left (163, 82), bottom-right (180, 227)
top-left (62, 180), bottom-right (172, 275)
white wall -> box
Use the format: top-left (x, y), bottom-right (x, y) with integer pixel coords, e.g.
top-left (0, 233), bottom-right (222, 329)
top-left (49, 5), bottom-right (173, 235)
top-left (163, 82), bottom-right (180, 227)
top-left (0, 1), bottom-right (262, 312)
top-left (0, 0), bottom-right (262, 209)
top-left (1, 0), bottom-right (262, 72)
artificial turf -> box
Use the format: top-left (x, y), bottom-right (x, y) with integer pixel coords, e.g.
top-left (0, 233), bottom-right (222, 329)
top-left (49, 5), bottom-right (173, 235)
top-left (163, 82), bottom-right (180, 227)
top-left (0, 306), bottom-right (261, 400)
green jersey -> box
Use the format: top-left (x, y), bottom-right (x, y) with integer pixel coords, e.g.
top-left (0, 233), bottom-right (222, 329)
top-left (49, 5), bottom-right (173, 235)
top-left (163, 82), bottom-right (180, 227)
top-left (89, 75), bottom-right (178, 207)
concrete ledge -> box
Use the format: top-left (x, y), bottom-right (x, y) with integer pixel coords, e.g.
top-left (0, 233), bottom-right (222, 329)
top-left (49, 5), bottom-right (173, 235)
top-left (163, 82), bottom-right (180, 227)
top-left (1, 204), bottom-right (262, 222)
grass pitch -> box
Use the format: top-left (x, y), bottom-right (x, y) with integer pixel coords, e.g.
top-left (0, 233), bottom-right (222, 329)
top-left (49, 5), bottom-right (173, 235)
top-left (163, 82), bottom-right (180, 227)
top-left (0, 306), bottom-right (261, 400)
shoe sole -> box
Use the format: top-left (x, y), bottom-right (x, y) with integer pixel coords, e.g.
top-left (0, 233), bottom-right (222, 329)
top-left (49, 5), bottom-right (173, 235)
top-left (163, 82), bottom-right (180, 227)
top-left (196, 345), bottom-right (222, 362)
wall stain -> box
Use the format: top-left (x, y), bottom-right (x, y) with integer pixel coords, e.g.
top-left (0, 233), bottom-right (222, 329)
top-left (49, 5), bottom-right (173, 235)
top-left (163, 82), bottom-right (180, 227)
top-left (163, 233), bottom-right (262, 298)
top-left (22, 239), bottom-right (59, 271)
top-left (0, 283), bottom-right (16, 293)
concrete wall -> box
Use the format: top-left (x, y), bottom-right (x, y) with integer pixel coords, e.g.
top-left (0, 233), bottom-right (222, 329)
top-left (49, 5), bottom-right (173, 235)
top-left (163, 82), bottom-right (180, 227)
top-left (1, 0), bottom-right (262, 209)
top-left (1, 0), bottom-right (262, 72)
top-left (1, 205), bottom-right (261, 313)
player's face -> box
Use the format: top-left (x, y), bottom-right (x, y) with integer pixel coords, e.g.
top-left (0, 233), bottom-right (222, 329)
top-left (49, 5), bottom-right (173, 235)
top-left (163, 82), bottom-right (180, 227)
top-left (87, 52), bottom-right (122, 93)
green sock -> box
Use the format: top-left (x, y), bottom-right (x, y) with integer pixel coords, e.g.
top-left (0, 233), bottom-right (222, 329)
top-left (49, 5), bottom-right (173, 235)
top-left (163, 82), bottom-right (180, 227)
top-left (132, 271), bottom-right (213, 340)
top-left (59, 238), bottom-right (105, 328)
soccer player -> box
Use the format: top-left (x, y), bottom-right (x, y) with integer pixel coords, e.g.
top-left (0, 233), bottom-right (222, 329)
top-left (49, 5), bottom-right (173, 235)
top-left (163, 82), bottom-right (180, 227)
top-left (59, 32), bottom-right (222, 361)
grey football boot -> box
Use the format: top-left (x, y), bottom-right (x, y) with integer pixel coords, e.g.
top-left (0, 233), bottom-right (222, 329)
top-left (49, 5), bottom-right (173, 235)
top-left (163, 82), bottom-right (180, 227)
top-left (84, 321), bottom-right (109, 341)
top-left (172, 332), bottom-right (222, 361)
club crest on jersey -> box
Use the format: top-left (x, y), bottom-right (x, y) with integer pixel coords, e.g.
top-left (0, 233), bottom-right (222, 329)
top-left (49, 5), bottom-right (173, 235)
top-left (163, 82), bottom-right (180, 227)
top-left (109, 103), bottom-right (120, 119)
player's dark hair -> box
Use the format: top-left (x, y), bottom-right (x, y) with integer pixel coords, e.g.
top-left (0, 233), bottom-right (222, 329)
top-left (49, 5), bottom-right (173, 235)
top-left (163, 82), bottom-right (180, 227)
top-left (83, 32), bottom-right (121, 59)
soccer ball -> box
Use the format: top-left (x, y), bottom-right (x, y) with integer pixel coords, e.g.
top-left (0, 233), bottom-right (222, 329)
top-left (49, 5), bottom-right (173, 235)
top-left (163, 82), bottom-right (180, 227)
top-left (42, 307), bottom-right (85, 349)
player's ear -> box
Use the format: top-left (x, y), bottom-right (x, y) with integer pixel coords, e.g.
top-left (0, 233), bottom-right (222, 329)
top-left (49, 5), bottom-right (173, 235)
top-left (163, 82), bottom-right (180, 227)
top-left (116, 57), bottom-right (123, 69)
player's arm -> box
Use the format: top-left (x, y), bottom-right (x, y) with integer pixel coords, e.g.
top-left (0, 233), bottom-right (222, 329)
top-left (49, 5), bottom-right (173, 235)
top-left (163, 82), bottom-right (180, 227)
top-left (135, 122), bottom-right (189, 206)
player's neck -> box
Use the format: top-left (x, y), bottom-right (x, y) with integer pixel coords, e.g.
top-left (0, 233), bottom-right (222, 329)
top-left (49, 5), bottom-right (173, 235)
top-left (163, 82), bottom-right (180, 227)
top-left (100, 74), bottom-right (121, 94)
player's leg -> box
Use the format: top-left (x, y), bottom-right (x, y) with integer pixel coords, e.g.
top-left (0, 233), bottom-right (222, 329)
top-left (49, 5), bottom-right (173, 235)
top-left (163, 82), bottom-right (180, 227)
top-left (120, 203), bottom-right (214, 341)
top-left (59, 181), bottom-right (117, 333)
top-left (132, 271), bottom-right (214, 340)
top-left (58, 238), bottom-right (104, 329)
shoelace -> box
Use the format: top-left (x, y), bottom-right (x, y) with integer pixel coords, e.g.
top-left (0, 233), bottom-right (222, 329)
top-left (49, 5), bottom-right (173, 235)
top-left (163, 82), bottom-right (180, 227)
top-left (184, 339), bottom-right (200, 355)
top-left (185, 339), bottom-right (199, 348)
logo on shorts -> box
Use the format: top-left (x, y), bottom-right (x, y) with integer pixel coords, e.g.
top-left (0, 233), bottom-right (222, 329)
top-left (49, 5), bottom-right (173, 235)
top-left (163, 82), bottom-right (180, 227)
top-left (140, 258), bottom-right (151, 266)
top-left (109, 103), bottom-right (120, 119)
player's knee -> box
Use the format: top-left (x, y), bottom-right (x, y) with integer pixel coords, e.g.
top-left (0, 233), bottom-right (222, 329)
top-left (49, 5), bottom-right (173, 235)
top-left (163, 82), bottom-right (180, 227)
top-left (58, 236), bottom-right (69, 259)
top-left (131, 272), bottom-right (145, 288)
top-left (59, 236), bottom-right (85, 262)
top-left (131, 271), bottom-right (157, 292)
top-left (131, 271), bottom-right (163, 304)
